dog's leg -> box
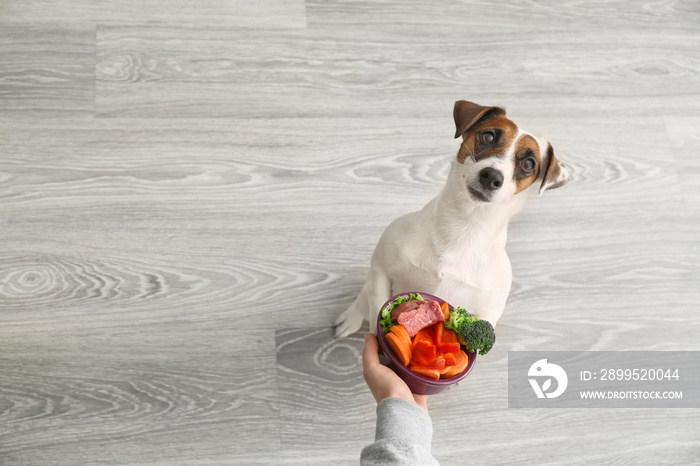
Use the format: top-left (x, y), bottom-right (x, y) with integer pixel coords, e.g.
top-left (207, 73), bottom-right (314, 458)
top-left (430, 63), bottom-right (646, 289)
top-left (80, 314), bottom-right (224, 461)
top-left (334, 283), bottom-right (368, 338)
top-left (366, 265), bottom-right (392, 335)
top-left (334, 264), bottom-right (392, 337)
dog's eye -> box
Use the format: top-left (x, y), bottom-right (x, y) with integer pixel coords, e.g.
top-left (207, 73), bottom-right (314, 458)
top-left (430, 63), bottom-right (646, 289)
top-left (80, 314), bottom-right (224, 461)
top-left (520, 158), bottom-right (536, 172)
top-left (481, 132), bottom-right (495, 144)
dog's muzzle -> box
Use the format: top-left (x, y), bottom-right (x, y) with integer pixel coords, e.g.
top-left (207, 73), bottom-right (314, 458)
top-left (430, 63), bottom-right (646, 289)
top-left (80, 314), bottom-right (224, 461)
top-left (479, 167), bottom-right (504, 191)
top-left (468, 167), bottom-right (503, 202)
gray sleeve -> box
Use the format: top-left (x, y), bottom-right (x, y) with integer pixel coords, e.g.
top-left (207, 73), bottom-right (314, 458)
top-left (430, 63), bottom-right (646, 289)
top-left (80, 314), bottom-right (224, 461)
top-left (360, 398), bottom-right (440, 466)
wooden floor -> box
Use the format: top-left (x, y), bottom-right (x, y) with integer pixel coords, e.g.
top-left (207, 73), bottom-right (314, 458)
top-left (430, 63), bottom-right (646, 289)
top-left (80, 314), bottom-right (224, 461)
top-left (1, 1), bottom-right (699, 465)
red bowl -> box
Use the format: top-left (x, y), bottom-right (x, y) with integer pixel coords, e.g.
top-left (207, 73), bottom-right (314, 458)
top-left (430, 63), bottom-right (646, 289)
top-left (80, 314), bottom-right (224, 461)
top-left (376, 292), bottom-right (477, 395)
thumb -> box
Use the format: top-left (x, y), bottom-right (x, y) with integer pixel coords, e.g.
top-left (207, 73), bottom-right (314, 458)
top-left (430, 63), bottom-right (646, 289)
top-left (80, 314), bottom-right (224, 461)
top-left (363, 333), bottom-right (379, 366)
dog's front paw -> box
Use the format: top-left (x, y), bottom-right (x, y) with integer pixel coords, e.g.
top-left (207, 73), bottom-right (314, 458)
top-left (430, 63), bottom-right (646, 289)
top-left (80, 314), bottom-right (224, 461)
top-left (334, 307), bottom-right (364, 338)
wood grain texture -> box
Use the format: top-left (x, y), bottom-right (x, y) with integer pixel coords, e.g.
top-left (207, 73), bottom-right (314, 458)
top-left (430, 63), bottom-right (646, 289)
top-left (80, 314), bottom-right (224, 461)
top-left (664, 115), bottom-right (700, 218)
top-left (95, 23), bottom-right (700, 118)
top-left (0, 323), bottom-right (280, 464)
top-left (0, 22), bottom-right (95, 116)
top-left (1, 0), bottom-right (307, 28)
top-left (1, 1), bottom-right (699, 464)
top-left (276, 327), bottom-right (373, 453)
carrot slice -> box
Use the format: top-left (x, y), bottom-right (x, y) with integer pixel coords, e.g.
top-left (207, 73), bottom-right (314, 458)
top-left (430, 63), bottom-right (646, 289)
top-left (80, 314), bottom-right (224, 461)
top-left (409, 365), bottom-right (441, 380)
top-left (441, 350), bottom-right (469, 378)
top-left (390, 324), bottom-right (412, 349)
top-left (412, 326), bottom-right (434, 350)
top-left (423, 356), bottom-right (446, 371)
top-left (436, 323), bottom-right (461, 354)
top-left (385, 332), bottom-right (411, 366)
top-left (442, 352), bottom-right (457, 366)
top-left (440, 301), bottom-right (450, 321)
top-left (411, 340), bottom-right (437, 366)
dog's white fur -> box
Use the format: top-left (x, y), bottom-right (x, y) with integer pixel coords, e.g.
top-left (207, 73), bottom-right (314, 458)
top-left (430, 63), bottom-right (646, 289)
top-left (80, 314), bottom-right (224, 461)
top-left (335, 101), bottom-right (569, 337)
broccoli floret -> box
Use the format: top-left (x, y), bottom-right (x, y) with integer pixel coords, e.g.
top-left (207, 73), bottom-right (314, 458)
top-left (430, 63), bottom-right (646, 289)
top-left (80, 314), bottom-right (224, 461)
top-left (444, 307), bottom-right (496, 355)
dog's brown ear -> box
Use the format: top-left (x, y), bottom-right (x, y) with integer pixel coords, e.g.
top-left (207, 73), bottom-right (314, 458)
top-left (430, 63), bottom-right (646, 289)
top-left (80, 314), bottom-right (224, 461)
top-left (539, 144), bottom-right (571, 194)
top-left (453, 100), bottom-right (505, 139)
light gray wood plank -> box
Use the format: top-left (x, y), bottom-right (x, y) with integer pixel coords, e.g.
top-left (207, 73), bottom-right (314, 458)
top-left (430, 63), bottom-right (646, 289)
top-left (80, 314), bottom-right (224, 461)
top-left (0, 324), bottom-right (280, 464)
top-left (306, 0), bottom-right (700, 32)
top-left (95, 25), bottom-right (700, 118)
top-left (664, 115), bottom-right (700, 218)
top-left (275, 326), bottom-right (373, 455)
top-left (0, 22), bottom-right (95, 116)
top-left (1, 0), bottom-right (306, 28)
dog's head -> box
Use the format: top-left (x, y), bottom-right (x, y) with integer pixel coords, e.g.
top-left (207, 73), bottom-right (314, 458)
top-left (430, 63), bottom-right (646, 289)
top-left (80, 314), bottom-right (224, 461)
top-left (453, 100), bottom-right (570, 204)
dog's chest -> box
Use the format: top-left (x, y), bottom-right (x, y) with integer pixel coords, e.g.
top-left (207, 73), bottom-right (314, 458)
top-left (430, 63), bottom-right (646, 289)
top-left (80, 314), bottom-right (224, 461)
top-left (402, 234), bottom-right (491, 284)
top-left (390, 248), bottom-right (505, 309)
top-left (376, 208), bottom-right (512, 319)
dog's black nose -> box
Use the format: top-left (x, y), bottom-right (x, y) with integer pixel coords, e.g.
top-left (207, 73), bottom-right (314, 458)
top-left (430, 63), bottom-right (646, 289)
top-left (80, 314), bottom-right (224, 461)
top-left (479, 167), bottom-right (504, 191)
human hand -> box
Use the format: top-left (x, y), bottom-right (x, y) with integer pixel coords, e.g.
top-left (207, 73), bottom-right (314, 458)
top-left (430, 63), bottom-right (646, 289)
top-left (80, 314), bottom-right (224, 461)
top-left (362, 332), bottom-right (428, 412)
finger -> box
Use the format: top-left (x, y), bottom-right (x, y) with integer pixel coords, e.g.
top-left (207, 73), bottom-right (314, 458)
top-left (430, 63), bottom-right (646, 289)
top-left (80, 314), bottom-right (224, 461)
top-left (362, 333), bottom-right (383, 402)
top-left (362, 333), bottom-right (379, 368)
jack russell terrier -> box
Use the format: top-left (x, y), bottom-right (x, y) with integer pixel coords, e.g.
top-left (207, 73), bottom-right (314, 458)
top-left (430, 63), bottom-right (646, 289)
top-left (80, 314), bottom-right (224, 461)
top-left (335, 100), bottom-right (570, 338)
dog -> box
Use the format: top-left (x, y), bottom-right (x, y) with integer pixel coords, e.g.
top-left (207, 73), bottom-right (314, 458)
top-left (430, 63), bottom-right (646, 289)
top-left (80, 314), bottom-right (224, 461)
top-left (335, 100), bottom-right (570, 338)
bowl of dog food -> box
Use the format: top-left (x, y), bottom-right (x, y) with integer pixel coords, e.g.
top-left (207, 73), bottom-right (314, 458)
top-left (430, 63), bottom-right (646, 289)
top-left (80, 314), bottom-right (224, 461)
top-left (376, 292), bottom-right (491, 395)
